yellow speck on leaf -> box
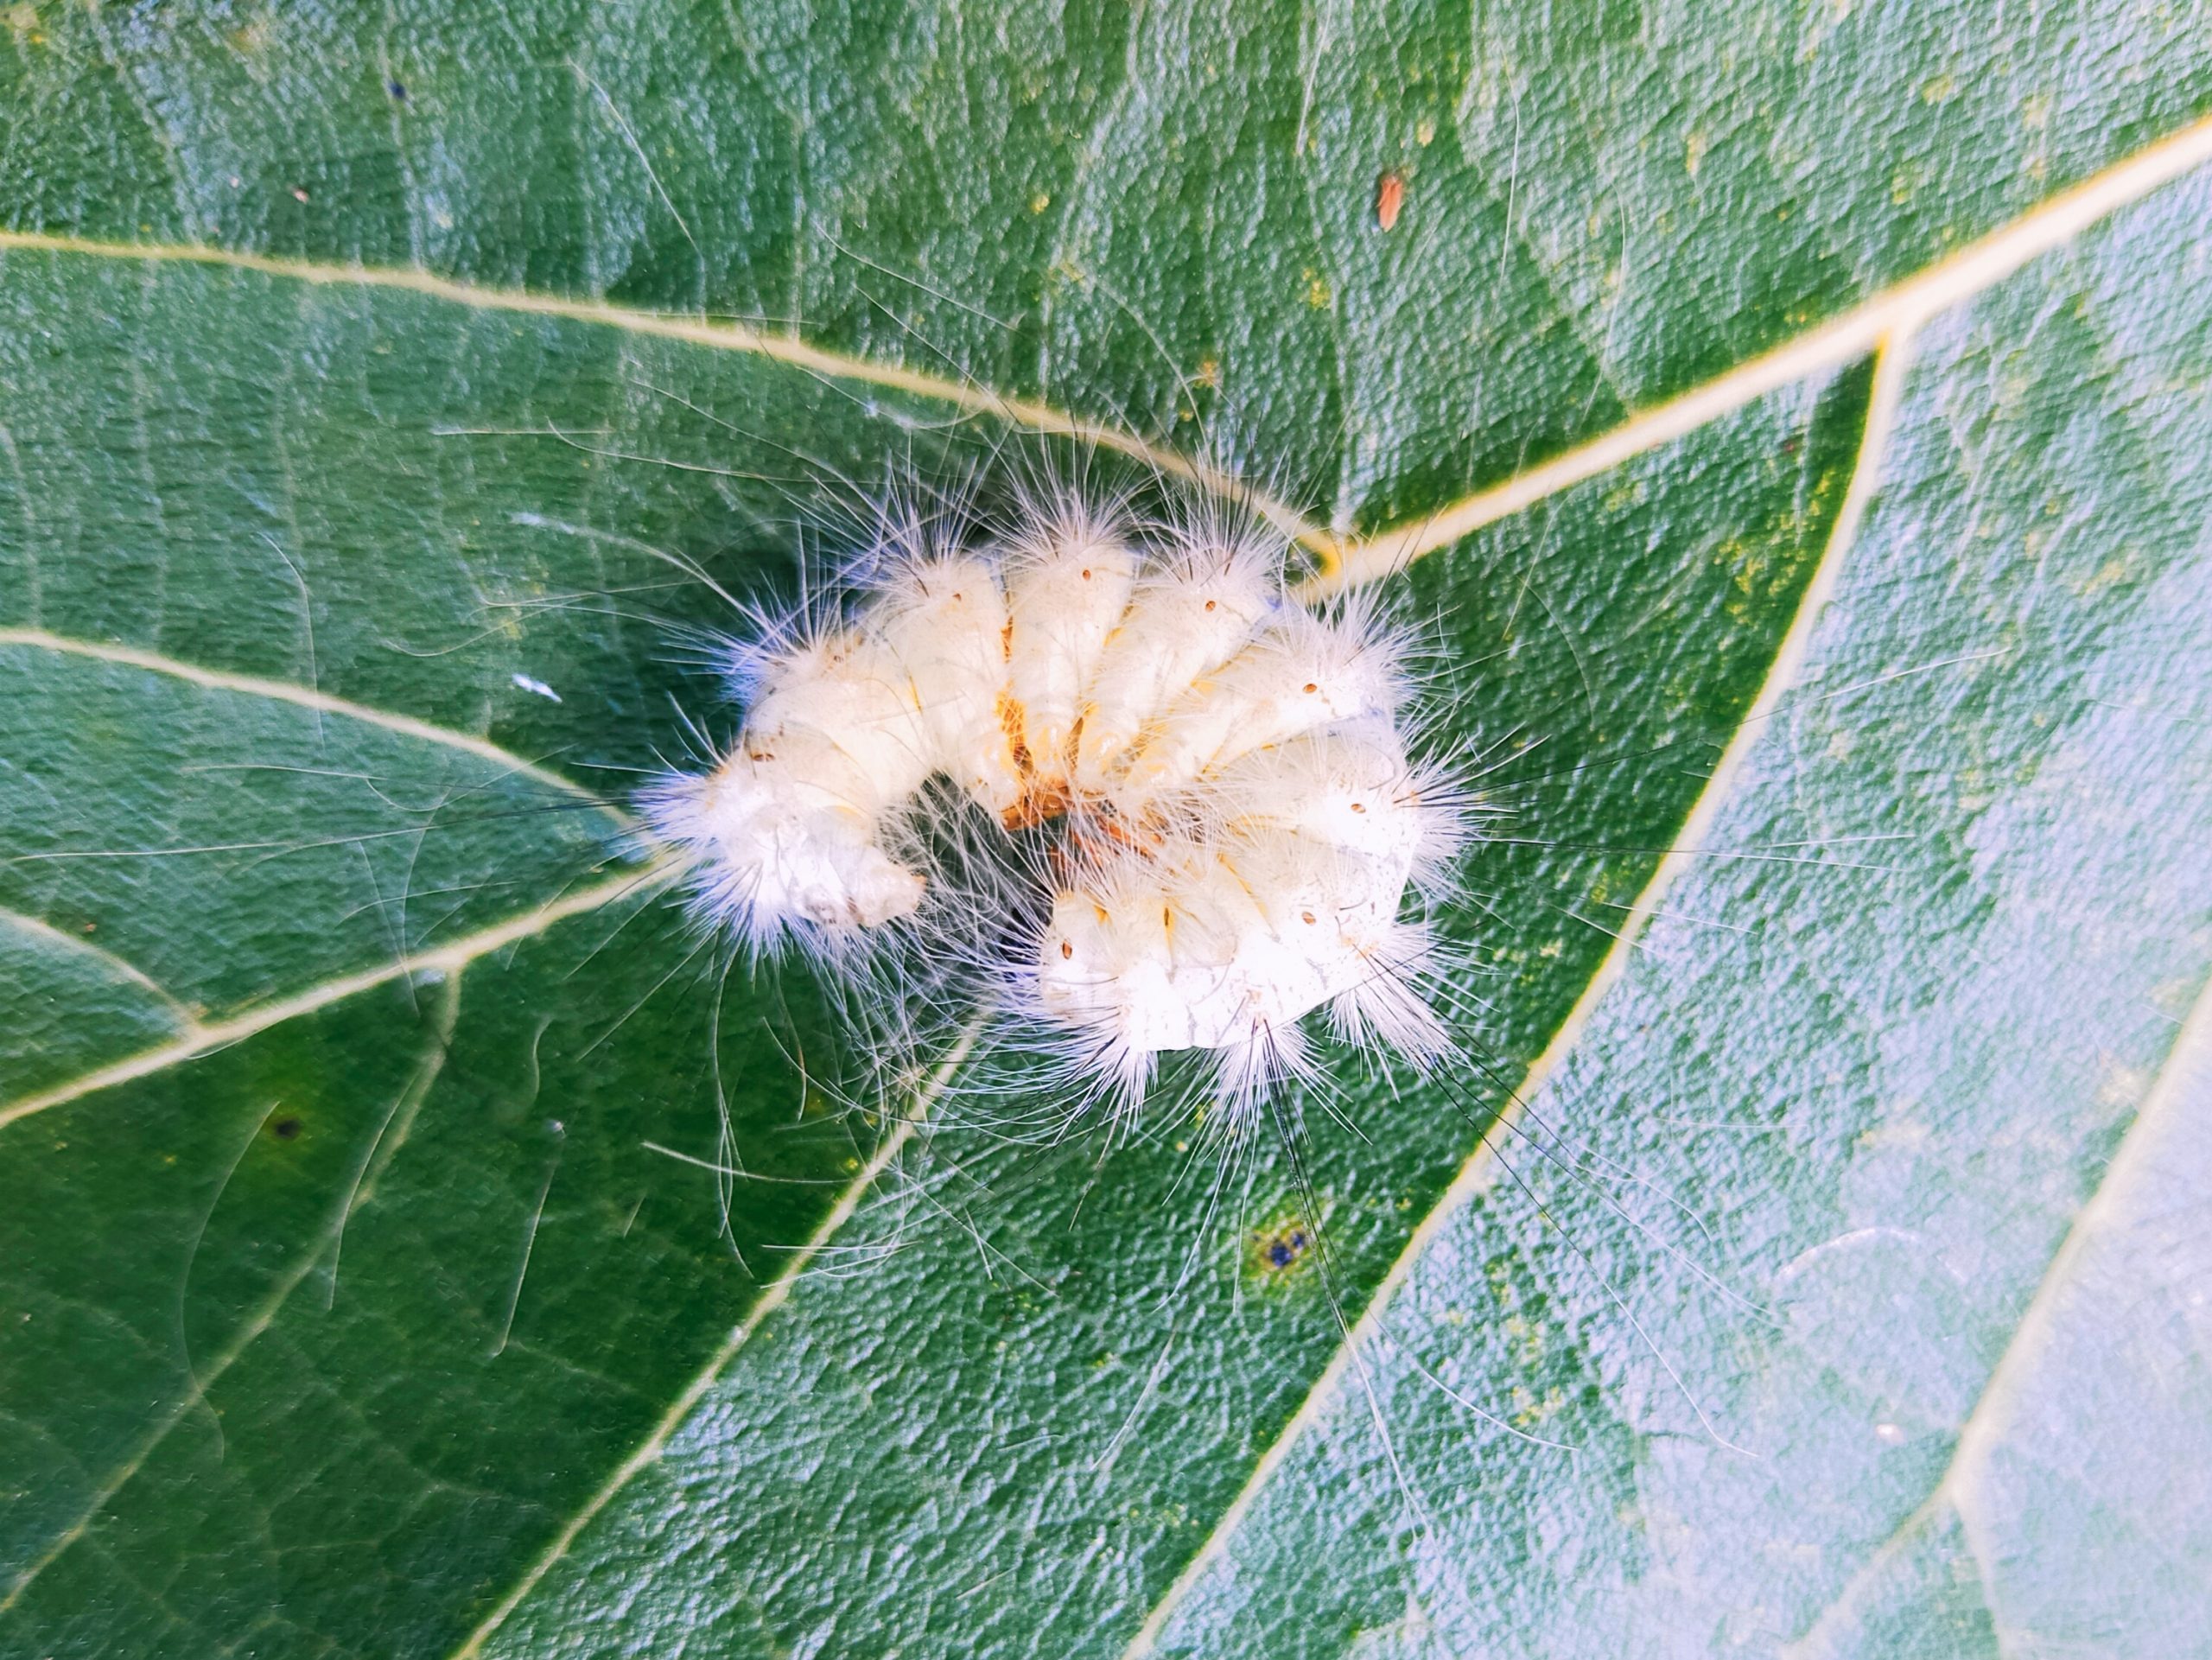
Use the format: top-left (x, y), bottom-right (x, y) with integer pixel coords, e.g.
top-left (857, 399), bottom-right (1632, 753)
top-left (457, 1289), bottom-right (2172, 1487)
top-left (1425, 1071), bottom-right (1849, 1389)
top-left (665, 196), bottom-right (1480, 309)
top-left (1685, 130), bottom-right (1708, 177)
top-left (1029, 190), bottom-right (1051, 214)
top-left (1414, 117), bottom-right (1436, 147)
top-left (2075, 555), bottom-right (2135, 598)
top-left (2094, 1061), bottom-right (2152, 1110)
top-left (1920, 72), bottom-right (1957, 104)
top-left (1302, 269), bottom-right (1332, 308)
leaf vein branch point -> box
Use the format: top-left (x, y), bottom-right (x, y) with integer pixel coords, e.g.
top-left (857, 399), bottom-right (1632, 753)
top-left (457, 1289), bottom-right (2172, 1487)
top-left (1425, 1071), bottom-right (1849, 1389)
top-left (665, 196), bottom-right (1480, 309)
top-left (0, 862), bottom-right (680, 1134)
top-left (0, 906), bottom-right (197, 1023)
top-left (1121, 336), bottom-right (1913, 1657)
top-left (1311, 109), bottom-right (2212, 594)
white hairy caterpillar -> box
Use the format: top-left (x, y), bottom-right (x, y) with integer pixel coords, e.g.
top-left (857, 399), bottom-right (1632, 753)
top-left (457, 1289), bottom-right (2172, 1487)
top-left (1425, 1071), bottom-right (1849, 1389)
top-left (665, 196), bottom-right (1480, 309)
top-left (642, 481), bottom-right (1468, 1124)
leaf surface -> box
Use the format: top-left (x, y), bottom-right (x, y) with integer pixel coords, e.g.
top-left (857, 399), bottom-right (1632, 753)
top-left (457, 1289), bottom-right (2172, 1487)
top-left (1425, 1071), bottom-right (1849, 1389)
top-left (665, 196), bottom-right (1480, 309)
top-left (1, 4), bottom-right (2208, 1657)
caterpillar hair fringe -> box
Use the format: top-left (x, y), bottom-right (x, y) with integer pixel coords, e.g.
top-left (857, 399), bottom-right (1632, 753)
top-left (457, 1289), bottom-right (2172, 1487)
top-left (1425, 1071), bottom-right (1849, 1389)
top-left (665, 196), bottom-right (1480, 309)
top-left (642, 464), bottom-right (1476, 1135)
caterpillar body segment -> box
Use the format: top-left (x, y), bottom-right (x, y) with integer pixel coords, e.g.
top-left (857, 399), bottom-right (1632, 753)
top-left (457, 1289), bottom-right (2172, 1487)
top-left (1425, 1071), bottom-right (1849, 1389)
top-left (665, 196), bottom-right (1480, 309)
top-left (646, 489), bottom-right (1466, 1120)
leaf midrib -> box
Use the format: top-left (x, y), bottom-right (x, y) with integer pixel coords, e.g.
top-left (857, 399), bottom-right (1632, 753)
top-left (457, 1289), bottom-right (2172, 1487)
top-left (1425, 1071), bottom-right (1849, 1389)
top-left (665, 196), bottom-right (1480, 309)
top-left (1120, 326), bottom-right (1915, 1657)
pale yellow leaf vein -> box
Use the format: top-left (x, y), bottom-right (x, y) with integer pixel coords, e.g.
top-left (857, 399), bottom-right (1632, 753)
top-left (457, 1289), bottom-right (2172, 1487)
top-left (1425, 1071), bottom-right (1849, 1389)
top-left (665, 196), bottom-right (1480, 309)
top-left (0, 230), bottom-right (1319, 555)
top-left (1307, 107), bottom-right (2212, 595)
top-left (0, 906), bottom-right (195, 1024)
top-left (0, 975), bottom-right (462, 1617)
top-left (0, 629), bottom-right (626, 826)
top-left (1122, 334), bottom-right (1916, 1657)
top-left (0, 860), bottom-right (678, 1133)
top-left (1782, 964), bottom-right (2212, 1659)
top-left (0, 100), bottom-right (2202, 1650)
top-left (447, 1025), bottom-right (979, 1660)
top-left (6, 106), bottom-right (2206, 597)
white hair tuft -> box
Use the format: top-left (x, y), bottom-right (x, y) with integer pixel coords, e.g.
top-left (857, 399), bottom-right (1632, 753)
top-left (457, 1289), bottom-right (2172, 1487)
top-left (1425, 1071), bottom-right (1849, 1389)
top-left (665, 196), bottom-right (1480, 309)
top-left (645, 474), bottom-right (1470, 1129)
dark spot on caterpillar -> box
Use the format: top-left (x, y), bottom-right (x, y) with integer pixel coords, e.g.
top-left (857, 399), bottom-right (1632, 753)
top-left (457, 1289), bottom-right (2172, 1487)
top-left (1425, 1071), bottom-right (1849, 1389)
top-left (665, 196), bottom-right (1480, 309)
top-left (1205, 599), bottom-right (1217, 612)
top-left (1060, 939), bottom-right (1074, 959)
top-left (1303, 682), bottom-right (1319, 694)
top-left (1080, 568), bottom-right (1092, 580)
top-left (1300, 911), bottom-right (1317, 925)
top-left (271, 1116), bottom-right (302, 1141)
top-left (1349, 801), bottom-right (1366, 813)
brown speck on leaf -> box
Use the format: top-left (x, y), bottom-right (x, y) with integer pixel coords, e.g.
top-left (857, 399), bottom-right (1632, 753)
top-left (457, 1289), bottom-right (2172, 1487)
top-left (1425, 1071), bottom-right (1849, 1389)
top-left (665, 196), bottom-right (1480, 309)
top-left (1375, 170), bottom-right (1405, 232)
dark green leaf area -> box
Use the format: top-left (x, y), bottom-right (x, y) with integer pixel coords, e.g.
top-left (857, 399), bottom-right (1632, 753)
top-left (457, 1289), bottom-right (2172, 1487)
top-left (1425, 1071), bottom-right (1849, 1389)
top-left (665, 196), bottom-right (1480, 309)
top-left (0, 643), bottom-right (622, 1030)
top-left (0, 249), bottom-right (968, 780)
top-left (1417, 355), bottom-right (1872, 1073)
top-left (0, 916), bottom-right (188, 1102)
top-left (478, 368), bottom-right (1867, 1660)
top-left (0, 897), bottom-right (861, 1659)
top-left (1146, 169), bottom-right (2212, 1660)
top-left (6, 2), bottom-right (2205, 525)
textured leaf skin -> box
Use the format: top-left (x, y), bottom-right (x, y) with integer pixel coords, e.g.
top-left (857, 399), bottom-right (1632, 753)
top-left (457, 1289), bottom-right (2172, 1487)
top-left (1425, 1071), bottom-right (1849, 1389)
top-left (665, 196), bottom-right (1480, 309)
top-left (0, 3), bottom-right (2208, 1658)
top-left (4, 0), bottom-right (2208, 524)
top-left (1147, 172), bottom-right (2212, 1660)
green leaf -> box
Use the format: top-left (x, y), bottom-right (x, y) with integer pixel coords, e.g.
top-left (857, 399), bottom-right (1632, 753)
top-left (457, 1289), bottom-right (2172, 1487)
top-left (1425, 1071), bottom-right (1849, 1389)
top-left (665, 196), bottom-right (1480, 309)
top-left (2, 4), bottom-right (2209, 1657)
